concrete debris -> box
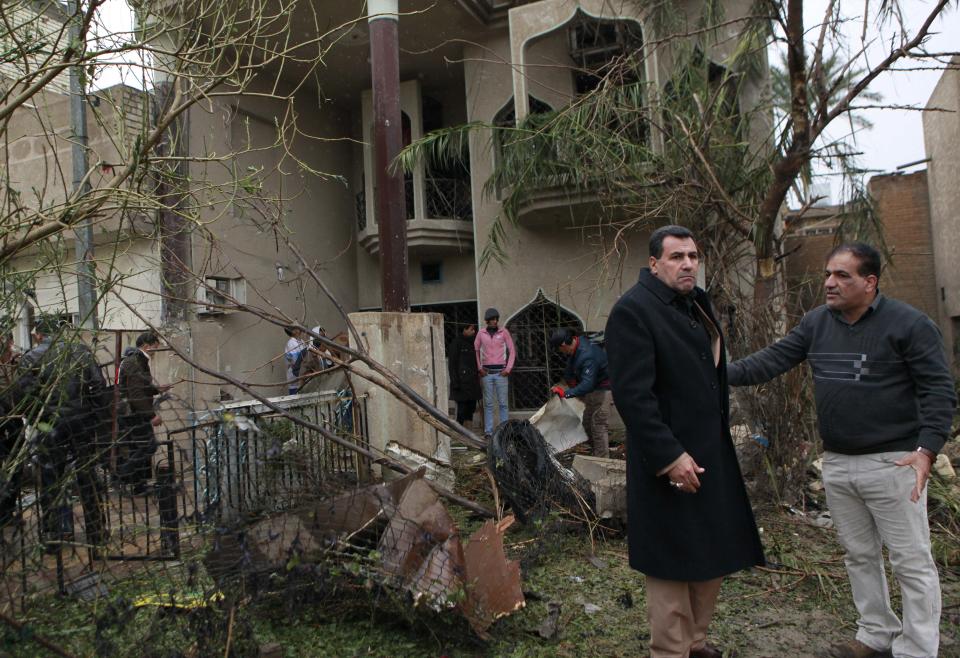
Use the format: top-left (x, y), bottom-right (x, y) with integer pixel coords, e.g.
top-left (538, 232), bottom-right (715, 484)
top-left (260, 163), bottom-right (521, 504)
top-left (587, 555), bottom-right (608, 570)
top-left (808, 480), bottom-right (824, 493)
top-left (536, 601), bottom-right (562, 639)
top-left (571, 455), bottom-right (627, 521)
top-left (811, 512), bottom-right (833, 529)
top-left (583, 603), bottom-right (601, 614)
top-left (204, 469), bottom-right (523, 638)
top-left (811, 457), bottom-right (824, 474)
top-left (934, 453), bottom-right (956, 480)
top-left (385, 441), bottom-right (456, 491)
top-left (530, 395), bottom-right (587, 453)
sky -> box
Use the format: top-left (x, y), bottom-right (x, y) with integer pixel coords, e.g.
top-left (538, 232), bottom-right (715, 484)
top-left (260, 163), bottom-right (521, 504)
top-left (798, 1), bottom-right (960, 199)
top-left (90, 0), bottom-right (959, 201)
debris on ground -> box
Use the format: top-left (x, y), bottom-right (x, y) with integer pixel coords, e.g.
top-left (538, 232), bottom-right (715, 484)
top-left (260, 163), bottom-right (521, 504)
top-left (536, 601), bottom-right (562, 639)
top-left (204, 469), bottom-right (524, 637)
top-left (571, 455), bottom-right (627, 521)
top-left (384, 441), bottom-right (456, 490)
top-left (487, 419), bottom-right (595, 525)
top-left (934, 453), bottom-right (956, 480)
top-left (583, 602), bottom-right (601, 614)
top-left (529, 396), bottom-right (587, 453)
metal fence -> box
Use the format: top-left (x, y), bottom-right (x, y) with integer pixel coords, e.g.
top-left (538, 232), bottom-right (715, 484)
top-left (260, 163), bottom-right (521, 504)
top-left (175, 390), bottom-right (370, 526)
top-left (0, 388), bottom-right (370, 612)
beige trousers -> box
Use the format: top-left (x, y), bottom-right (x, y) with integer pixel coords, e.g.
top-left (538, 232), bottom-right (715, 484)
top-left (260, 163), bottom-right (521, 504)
top-left (646, 576), bottom-right (723, 658)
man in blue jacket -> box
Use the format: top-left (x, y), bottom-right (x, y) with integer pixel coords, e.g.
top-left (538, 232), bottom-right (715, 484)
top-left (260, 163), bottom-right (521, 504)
top-left (549, 328), bottom-right (612, 457)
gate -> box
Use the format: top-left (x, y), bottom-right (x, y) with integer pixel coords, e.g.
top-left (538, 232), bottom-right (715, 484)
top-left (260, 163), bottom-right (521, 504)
top-left (505, 291), bottom-right (583, 410)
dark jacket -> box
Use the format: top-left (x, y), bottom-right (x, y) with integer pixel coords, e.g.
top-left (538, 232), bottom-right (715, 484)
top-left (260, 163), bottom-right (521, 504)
top-left (119, 350), bottom-right (159, 419)
top-left (449, 334), bottom-right (482, 402)
top-left (17, 336), bottom-right (107, 424)
top-left (728, 294), bottom-right (956, 455)
top-left (605, 268), bottom-right (764, 581)
top-left (562, 337), bottom-right (610, 398)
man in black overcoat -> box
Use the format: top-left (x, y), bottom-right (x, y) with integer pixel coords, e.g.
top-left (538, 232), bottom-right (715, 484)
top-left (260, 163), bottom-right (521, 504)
top-left (605, 225), bottom-right (764, 658)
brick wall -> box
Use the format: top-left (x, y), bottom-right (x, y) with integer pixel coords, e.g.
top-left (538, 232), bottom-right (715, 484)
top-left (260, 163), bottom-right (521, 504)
top-left (783, 171), bottom-right (938, 322)
top-left (868, 171), bottom-right (939, 321)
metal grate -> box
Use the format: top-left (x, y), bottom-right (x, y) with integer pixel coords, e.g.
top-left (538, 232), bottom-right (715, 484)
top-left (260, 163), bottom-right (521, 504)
top-left (410, 301), bottom-right (480, 350)
top-left (425, 177), bottom-right (472, 221)
top-left (505, 292), bottom-right (583, 410)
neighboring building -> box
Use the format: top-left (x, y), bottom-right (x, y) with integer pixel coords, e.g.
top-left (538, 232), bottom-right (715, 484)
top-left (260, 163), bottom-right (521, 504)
top-left (923, 55), bottom-right (960, 369)
top-left (783, 170), bottom-right (938, 326)
top-left (2, 0), bottom-right (770, 413)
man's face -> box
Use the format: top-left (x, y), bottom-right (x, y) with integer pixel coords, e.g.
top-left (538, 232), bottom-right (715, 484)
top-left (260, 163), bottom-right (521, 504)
top-left (650, 236), bottom-right (699, 294)
top-left (558, 342), bottom-right (576, 356)
top-left (143, 341), bottom-right (161, 353)
top-left (486, 317), bottom-right (499, 329)
top-left (824, 251), bottom-right (877, 313)
top-left (463, 325), bottom-right (476, 338)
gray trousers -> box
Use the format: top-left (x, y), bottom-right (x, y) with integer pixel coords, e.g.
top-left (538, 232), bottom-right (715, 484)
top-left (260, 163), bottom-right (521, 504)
top-left (822, 451), bottom-right (941, 658)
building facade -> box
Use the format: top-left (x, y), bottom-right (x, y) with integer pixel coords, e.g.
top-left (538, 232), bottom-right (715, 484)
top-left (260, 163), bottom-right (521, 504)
top-left (4, 0), bottom-right (769, 413)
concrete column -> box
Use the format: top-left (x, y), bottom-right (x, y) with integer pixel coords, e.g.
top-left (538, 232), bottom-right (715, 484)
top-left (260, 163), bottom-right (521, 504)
top-left (349, 312), bottom-right (451, 484)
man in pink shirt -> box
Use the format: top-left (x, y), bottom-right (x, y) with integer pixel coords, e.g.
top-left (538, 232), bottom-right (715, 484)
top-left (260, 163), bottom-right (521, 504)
top-left (474, 308), bottom-right (516, 437)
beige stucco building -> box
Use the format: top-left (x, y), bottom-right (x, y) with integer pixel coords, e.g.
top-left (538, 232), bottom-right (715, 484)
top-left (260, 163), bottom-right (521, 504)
top-left (923, 55), bottom-right (960, 369)
top-left (3, 0), bottom-right (769, 413)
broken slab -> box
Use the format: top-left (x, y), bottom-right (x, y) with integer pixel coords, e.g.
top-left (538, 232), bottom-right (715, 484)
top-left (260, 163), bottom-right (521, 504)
top-left (572, 455), bottom-right (627, 521)
top-left (530, 395), bottom-right (587, 453)
top-left (385, 441), bottom-right (456, 491)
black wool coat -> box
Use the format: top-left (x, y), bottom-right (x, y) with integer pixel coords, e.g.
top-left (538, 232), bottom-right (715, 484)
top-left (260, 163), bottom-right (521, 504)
top-left (605, 268), bottom-right (764, 581)
top-left (449, 335), bottom-right (482, 402)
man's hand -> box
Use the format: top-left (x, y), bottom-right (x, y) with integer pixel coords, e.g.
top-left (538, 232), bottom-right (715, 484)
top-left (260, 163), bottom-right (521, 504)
top-left (666, 453), bottom-right (705, 493)
top-left (479, 368), bottom-right (488, 377)
top-left (894, 450), bottom-right (934, 503)
top-left (550, 385), bottom-right (565, 398)
top-left (502, 369), bottom-right (510, 376)
top-left (150, 415), bottom-right (163, 427)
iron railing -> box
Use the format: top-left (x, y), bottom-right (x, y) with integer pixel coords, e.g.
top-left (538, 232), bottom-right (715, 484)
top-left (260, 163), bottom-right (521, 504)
top-left (356, 177), bottom-right (472, 231)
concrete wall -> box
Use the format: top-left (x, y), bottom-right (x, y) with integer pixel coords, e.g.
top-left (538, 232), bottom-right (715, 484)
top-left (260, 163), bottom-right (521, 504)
top-left (923, 57), bottom-right (960, 367)
top-left (185, 79), bottom-right (359, 406)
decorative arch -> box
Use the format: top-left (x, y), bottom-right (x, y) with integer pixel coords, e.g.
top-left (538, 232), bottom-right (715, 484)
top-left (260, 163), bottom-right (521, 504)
top-left (509, 0), bottom-right (648, 120)
top-left (504, 289), bottom-right (584, 410)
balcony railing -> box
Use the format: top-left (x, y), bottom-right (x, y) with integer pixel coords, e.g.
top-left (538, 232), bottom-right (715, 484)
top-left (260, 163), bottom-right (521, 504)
top-left (425, 177), bottom-right (472, 221)
top-left (356, 177), bottom-right (472, 232)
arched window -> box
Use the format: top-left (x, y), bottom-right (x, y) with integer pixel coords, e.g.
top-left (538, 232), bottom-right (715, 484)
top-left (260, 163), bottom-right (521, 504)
top-left (505, 291), bottom-right (584, 410)
top-left (567, 11), bottom-right (644, 96)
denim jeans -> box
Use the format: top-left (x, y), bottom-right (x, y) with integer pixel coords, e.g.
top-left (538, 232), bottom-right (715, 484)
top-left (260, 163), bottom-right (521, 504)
top-left (481, 372), bottom-right (509, 434)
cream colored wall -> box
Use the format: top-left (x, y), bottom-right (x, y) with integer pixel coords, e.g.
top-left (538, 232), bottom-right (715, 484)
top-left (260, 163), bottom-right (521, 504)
top-left (185, 79), bottom-right (359, 404)
top-left (7, 237), bottom-right (162, 344)
top-left (923, 58), bottom-right (960, 365)
top-left (465, 22), bottom-right (648, 332)
top-left (357, 252), bottom-right (478, 309)
top-left (461, 0), bottom-right (768, 330)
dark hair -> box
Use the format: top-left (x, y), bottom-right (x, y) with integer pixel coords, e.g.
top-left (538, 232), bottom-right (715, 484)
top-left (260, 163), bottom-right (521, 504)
top-left (136, 331), bottom-right (161, 348)
top-left (827, 242), bottom-right (882, 279)
top-left (649, 225), bottom-right (696, 259)
top-left (549, 328), bottom-right (575, 350)
top-left (32, 314), bottom-right (61, 335)
top-left (284, 325), bottom-right (298, 338)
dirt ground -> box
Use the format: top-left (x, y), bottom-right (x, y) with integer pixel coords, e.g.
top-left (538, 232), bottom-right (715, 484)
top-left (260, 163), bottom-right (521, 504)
top-left (2, 455), bottom-right (958, 657)
top-left (247, 500), bottom-right (960, 657)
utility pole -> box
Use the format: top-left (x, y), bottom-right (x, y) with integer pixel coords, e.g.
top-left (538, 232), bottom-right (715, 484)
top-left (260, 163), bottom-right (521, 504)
top-left (68, 0), bottom-right (98, 329)
top-left (368, 0), bottom-right (409, 312)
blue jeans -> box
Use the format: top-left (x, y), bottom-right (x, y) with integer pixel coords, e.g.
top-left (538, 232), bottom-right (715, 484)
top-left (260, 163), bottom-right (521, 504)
top-left (481, 372), bottom-right (510, 434)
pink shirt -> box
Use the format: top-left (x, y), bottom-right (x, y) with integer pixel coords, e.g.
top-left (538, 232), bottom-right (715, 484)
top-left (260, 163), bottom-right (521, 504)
top-left (474, 327), bottom-right (516, 371)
